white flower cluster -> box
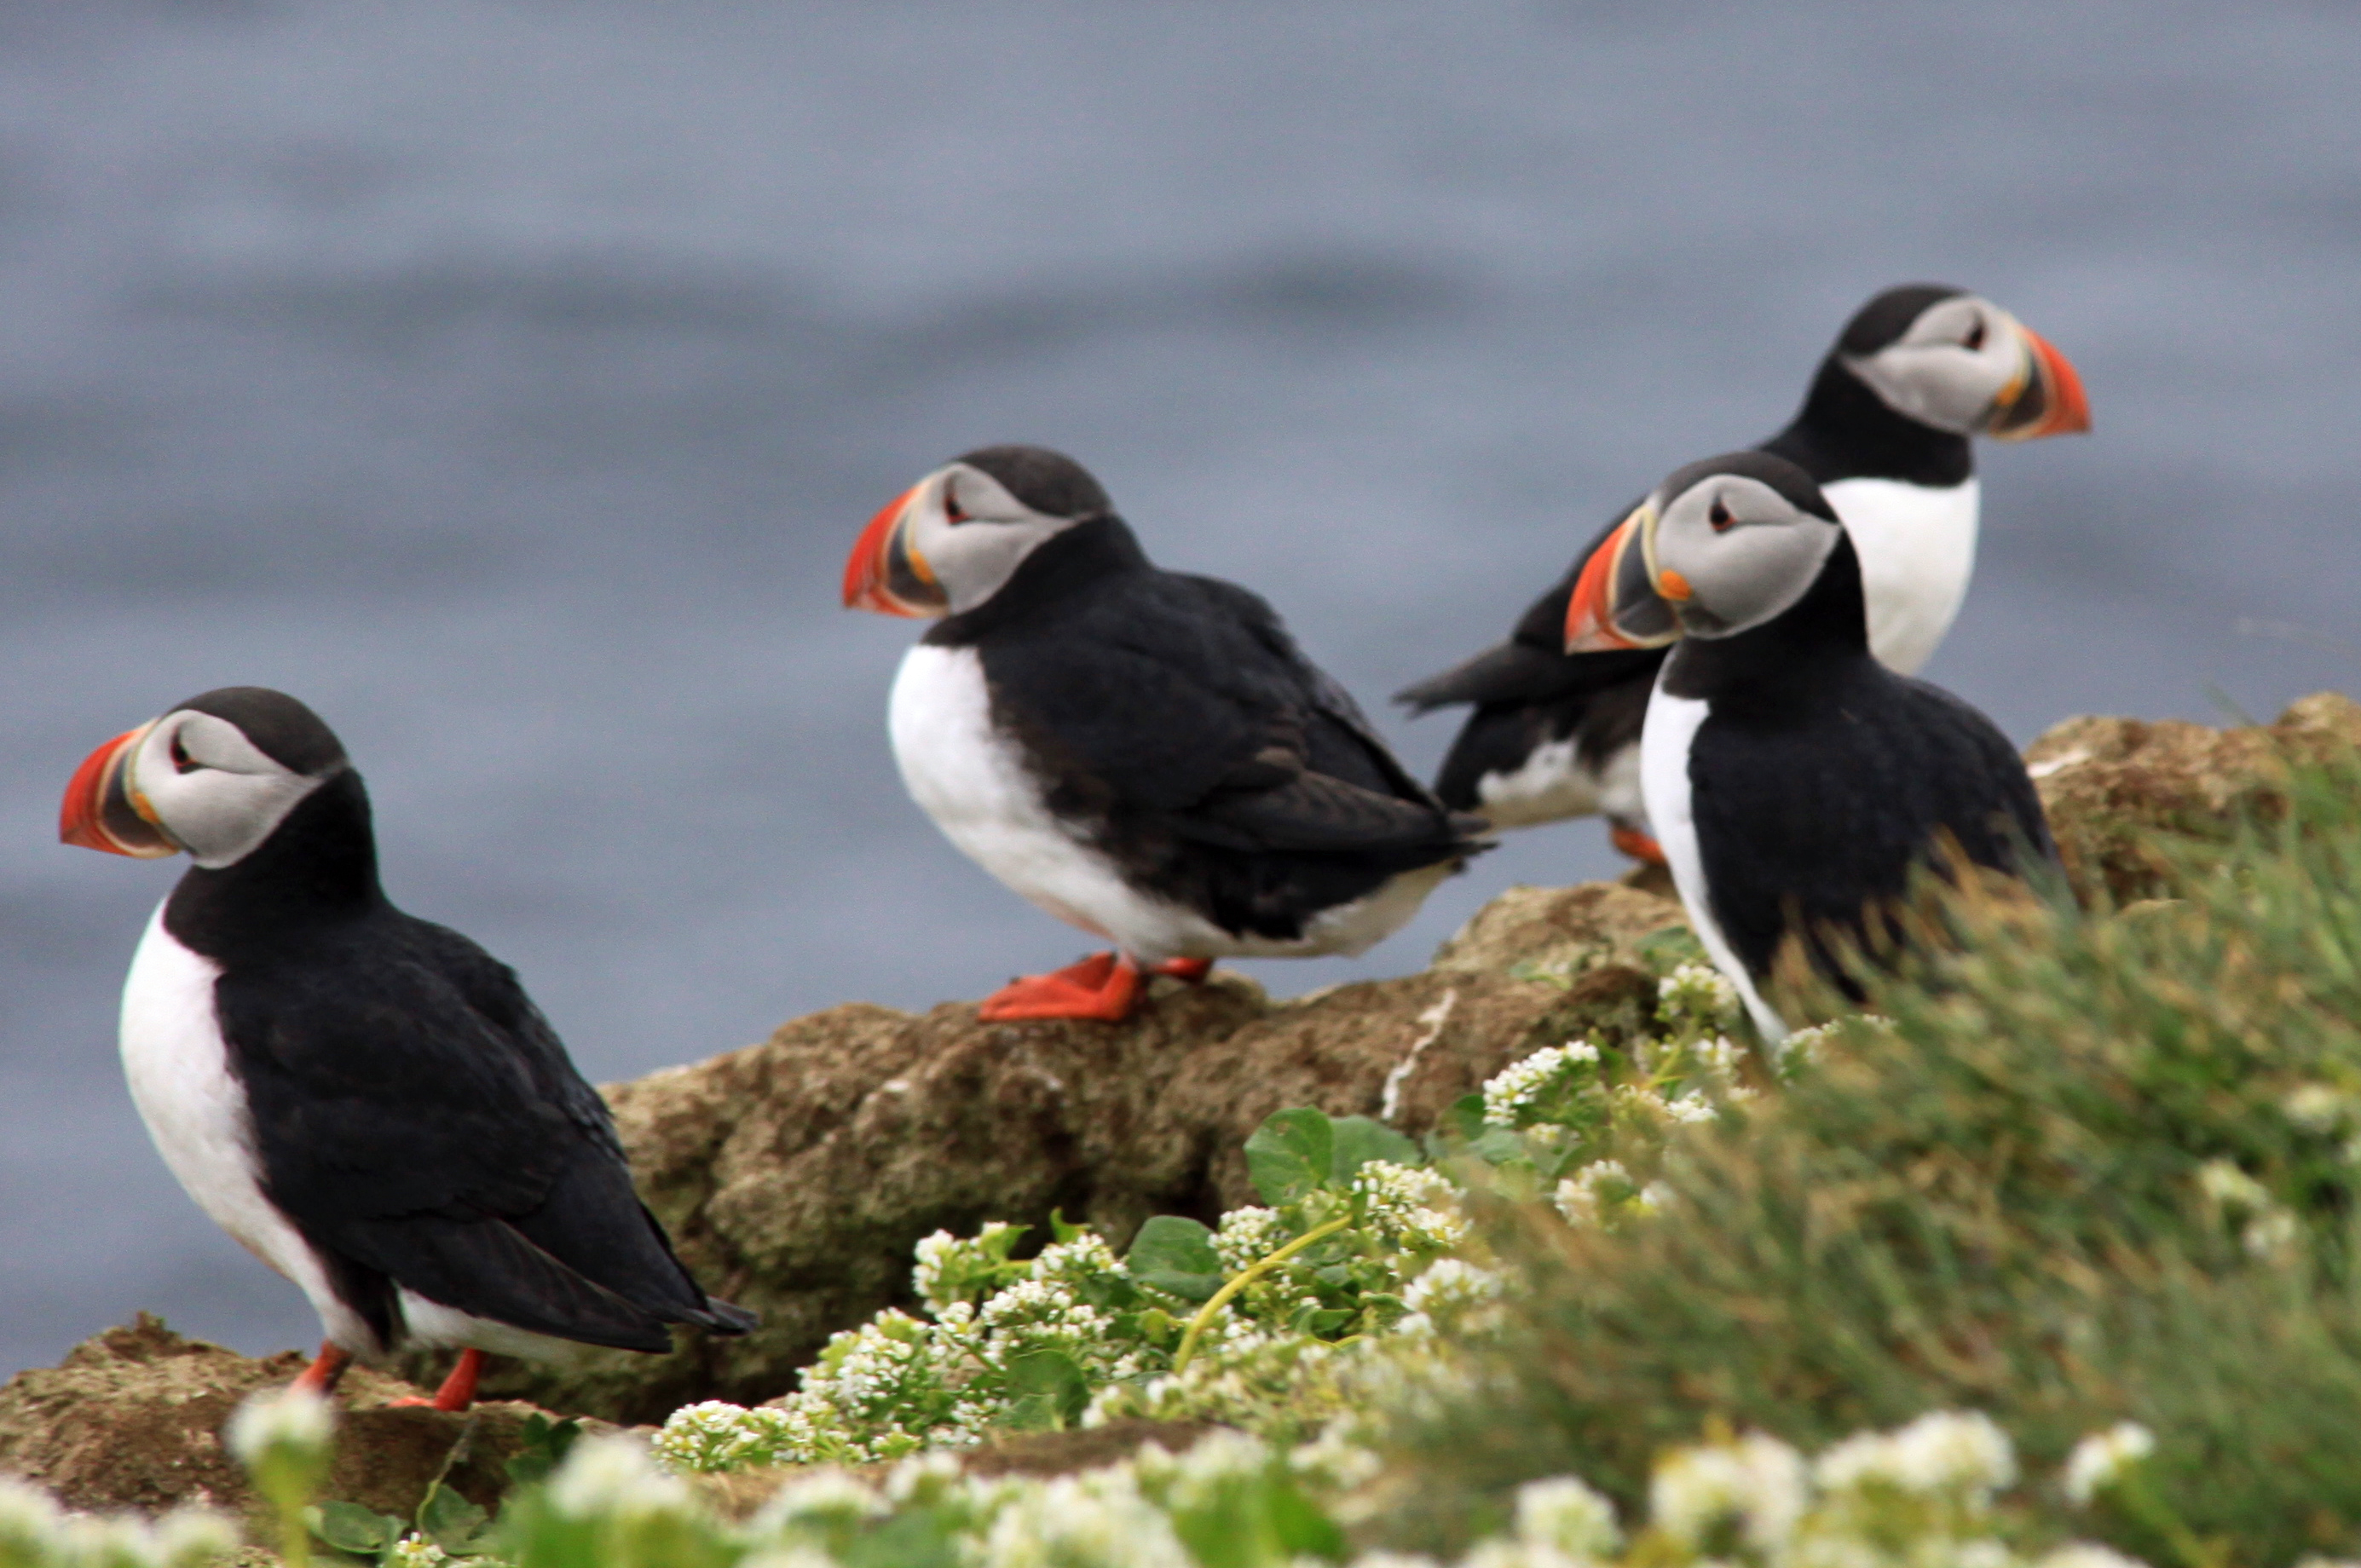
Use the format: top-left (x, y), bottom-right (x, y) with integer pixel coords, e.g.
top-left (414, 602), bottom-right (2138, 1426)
top-left (2061, 1421), bottom-right (2155, 1507)
top-left (2196, 1158), bottom-right (2301, 1260)
top-left (1659, 964), bottom-right (1741, 1034)
top-left (1641, 1413), bottom-right (2155, 1568)
top-left (1353, 1161), bottom-right (1470, 1252)
top-left (1400, 1259), bottom-right (1506, 1335)
top-left (547, 1433), bottom-right (695, 1522)
top-left (387, 1535), bottom-right (453, 1568)
top-left (0, 1479), bottom-right (235, 1568)
top-left (660, 1227), bottom-right (1173, 1468)
top-left (912, 1219), bottom-right (1026, 1310)
top-left (1651, 1430), bottom-right (1811, 1553)
top-left (1552, 1160), bottom-right (1666, 1228)
top-left (1213, 1206), bottom-right (1292, 1274)
top-left (1812, 1409), bottom-right (2018, 1500)
top-left (1484, 1041), bottom-right (1603, 1128)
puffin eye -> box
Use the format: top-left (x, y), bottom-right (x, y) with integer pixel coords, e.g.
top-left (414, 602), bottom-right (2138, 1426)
top-left (1708, 498), bottom-right (1735, 533)
top-left (1961, 319), bottom-right (1985, 352)
top-left (943, 486), bottom-right (967, 524)
top-left (170, 734), bottom-right (199, 773)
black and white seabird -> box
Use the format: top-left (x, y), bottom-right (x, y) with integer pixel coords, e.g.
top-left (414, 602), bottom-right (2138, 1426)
top-left (844, 445), bottom-right (1490, 1023)
top-left (61, 688), bottom-right (753, 1409)
top-left (1397, 284), bottom-right (2088, 859)
top-left (1563, 453), bottom-right (2058, 1041)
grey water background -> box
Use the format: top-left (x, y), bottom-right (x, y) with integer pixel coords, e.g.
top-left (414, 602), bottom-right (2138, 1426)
top-left (2, 0), bottom-right (2355, 1379)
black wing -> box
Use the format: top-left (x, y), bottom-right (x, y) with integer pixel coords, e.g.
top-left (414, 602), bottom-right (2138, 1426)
top-left (1690, 670), bottom-right (2056, 989)
top-left (982, 568), bottom-right (1488, 941)
top-left (220, 914), bottom-right (753, 1352)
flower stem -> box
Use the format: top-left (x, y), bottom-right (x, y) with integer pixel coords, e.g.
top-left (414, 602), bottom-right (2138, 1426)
top-left (1174, 1215), bottom-right (1354, 1371)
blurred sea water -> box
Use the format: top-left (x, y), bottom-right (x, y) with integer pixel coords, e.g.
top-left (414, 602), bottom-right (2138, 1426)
top-left (2, 0), bottom-right (2356, 1375)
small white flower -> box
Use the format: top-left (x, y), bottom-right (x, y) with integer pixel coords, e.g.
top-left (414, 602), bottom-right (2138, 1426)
top-left (547, 1433), bottom-right (692, 1521)
top-left (2196, 1159), bottom-right (2270, 1211)
top-left (2281, 1083), bottom-right (2352, 1133)
top-left (753, 1466), bottom-right (889, 1532)
top-left (2062, 1421), bottom-right (2155, 1506)
top-left (1649, 1432), bottom-right (1807, 1553)
top-left (977, 1471), bottom-right (1192, 1568)
top-left (1813, 1410), bottom-right (2015, 1500)
top-left (1214, 1207), bottom-right (1291, 1272)
top-left (1483, 1043), bottom-right (1603, 1128)
top-left (224, 1381), bottom-right (334, 1467)
top-left (0, 1477), bottom-right (63, 1548)
top-left (2037, 1545), bottom-right (2152, 1568)
top-left (1514, 1474), bottom-right (1621, 1558)
top-left (1401, 1260), bottom-right (1506, 1333)
top-left (2243, 1208), bottom-right (2301, 1261)
top-left (1659, 965), bottom-right (1740, 1031)
top-left (388, 1535), bottom-right (451, 1567)
top-left (153, 1508), bottom-right (241, 1568)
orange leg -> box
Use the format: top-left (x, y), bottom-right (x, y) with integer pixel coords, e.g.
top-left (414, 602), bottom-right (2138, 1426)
top-left (390, 1348), bottom-right (486, 1412)
top-left (978, 952), bottom-right (1146, 1022)
top-left (1151, 957), bottom-right (1214, 983)
top-left (1610, 821), bottom-right (1666, 865)
top-left (291, 1342), bottom-right (353, 1397)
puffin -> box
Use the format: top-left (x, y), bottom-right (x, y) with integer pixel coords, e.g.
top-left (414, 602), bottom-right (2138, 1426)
top-left (1395, 283), bottom-right (2087, 859)
top-left (60, 688), bottom-right (753, 1409)
top-left (1562, 452), bottom-right (2057, 1042)
top-left (844, 444), bottom-right (1490, 1023)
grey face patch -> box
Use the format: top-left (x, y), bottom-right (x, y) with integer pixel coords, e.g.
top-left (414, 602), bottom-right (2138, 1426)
top-left (906, 462), bottom-right (1098, 614)
top-left (1839, 293), bottom-right (2030, 435)
top-left (1648, 470), bottom-right (1844, 639)
top-left (130, 708), bottom-right (333, 868)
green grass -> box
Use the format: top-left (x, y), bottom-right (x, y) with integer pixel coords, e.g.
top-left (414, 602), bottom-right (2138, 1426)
top-left (1389, 758), bottom-right (2361, 1565)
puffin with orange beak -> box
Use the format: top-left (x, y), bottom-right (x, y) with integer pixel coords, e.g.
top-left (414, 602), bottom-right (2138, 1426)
top-left (846, 444), bottom-right (1489, 1023)
top-left (1397, 283), bottom-right (2088, 861)
top-left (62, 687), bottom-right (753, 1409)
top-left (1565, 453), bottom-right (2056, 1042)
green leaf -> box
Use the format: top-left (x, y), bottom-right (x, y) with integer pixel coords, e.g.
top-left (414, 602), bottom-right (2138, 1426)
top-left (504, 1414), bottom-right (583, 1487)
top-left (417, 1482), bottom-right (493, 1553)
top-left (1004, 1349), bottom-right (1090, 1431)
top-left (1245, 1108), bottom-right (1335, 1204)
top-left (1267, 1481), bottom-right (1348, 1559)
top-left (1637, 923), bottom-right (1709, 973)
top-left (1125, 1214), bottom-right (1224, 1301)
top-left (1048, 1207), bottom-right (1085, 1244)
top-left (309, 1501), bottom-right (403, 1556)
top-left (1327, 1114), bottom-right (1421, 1180)
top-left (1469, 1127), bottom-right (1528, 1167)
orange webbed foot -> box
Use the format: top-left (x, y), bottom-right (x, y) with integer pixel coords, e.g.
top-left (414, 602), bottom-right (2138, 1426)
top-left (389, 1348), bottom-right (485, 1412)
top-left (291, 1342), bottom-right (353, 1398)
top-left (978, 952), bottom-right (1146, 1022)
top-left (1150, 957), bottom-right (1214, 983)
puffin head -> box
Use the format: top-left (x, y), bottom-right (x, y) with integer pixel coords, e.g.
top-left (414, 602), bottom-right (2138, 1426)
top-left (843, 445), bottom-right (1115, 618)
top-left (1566, 453), bottom-right (1844, 649)
top-left (61, 687), bottom-right (349, 869)
top-left (1833, 283), bottom-right (2090, 441)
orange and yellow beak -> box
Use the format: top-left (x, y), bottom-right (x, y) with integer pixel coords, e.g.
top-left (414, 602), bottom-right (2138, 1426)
top-left (1563, 503), bottom-right (1683, 654)
top-left (1987, 320), bottom-right (2091, 441)
top-left (842, 482), bottom-right (950, 617)
top-left (61, 723), bottom-right (177, 858)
